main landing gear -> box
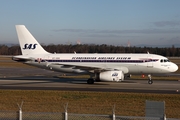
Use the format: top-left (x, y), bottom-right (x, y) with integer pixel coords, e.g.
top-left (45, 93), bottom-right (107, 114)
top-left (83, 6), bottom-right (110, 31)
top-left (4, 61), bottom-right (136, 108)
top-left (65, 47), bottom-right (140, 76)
top-left (87, 78), bottom-right (94, 84)
top-left (148, 74), bottom-right (153, 84)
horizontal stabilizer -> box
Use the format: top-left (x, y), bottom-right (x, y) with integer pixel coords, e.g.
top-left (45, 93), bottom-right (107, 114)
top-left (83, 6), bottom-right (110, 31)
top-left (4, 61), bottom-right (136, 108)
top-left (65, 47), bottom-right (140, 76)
top-left (12, 55), bottom-right (34, 62)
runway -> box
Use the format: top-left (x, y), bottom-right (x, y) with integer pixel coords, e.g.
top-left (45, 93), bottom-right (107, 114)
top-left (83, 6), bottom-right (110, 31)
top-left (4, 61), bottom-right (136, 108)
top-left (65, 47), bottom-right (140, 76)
top-left (0, 67), bottom-right (180, 94)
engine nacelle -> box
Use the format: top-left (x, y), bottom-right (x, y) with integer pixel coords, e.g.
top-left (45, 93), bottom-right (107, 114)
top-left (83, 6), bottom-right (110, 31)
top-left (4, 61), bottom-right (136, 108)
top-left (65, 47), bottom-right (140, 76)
top-left (99, 71), bottom-right (124, 82)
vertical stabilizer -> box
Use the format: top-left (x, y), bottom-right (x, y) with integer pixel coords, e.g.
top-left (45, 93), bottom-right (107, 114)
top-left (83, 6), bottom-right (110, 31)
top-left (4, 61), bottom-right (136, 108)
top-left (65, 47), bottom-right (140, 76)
top-left (15, 25), bottom-right (49, 55)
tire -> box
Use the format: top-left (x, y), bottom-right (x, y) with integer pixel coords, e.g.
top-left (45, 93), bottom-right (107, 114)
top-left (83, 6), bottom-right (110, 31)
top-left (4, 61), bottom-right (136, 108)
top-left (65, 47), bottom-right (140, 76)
top-left (148, 80), bottom-right (153, 84)
top-left (87, 78), bottom-right (94, 84)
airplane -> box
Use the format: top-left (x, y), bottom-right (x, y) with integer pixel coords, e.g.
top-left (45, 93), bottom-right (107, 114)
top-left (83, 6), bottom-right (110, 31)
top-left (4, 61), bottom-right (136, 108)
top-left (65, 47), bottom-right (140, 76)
top-left (12, 25), bottom-right (178, 84)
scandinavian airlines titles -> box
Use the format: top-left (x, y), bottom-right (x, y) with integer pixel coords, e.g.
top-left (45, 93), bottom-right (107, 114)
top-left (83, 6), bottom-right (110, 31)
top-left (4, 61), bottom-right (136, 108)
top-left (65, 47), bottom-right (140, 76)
top-left (72, 57), bottom-right (131, 60)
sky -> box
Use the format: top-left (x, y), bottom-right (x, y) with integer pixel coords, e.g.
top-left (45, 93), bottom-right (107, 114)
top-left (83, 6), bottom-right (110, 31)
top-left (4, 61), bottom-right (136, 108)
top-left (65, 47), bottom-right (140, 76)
top-left (0, 0), bottom-right (180, 47)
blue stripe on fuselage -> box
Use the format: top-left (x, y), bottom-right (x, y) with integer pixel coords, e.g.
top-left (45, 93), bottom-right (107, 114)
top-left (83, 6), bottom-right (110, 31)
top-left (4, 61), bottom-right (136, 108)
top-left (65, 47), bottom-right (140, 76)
top-left (34, 59), bottom-right (158, 63)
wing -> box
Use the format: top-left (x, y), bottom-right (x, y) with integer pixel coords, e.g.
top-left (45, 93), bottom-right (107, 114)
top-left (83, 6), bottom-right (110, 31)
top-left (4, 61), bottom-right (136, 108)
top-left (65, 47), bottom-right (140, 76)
top-left (47, 62), bottom-right (129, 74)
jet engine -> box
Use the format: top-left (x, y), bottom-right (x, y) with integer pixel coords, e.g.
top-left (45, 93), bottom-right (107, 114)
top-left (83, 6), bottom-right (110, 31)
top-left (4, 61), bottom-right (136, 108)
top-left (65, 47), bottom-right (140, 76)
top-left (99, 71), bottom-right (124, 82)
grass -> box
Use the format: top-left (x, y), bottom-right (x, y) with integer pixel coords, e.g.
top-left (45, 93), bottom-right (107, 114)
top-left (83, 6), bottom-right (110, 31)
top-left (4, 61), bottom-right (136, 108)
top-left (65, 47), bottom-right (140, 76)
top-left (0, 90), bottom-right (179, 118)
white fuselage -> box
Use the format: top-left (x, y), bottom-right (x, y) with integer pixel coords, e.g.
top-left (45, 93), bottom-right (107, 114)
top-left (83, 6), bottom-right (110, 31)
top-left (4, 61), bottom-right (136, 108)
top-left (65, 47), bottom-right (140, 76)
top-left (17, 53), bottom-right (178, 75)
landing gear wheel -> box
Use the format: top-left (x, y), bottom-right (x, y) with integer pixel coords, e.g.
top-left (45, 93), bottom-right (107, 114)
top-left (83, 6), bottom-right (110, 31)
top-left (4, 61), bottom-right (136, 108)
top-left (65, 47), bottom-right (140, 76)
top-left (148, 80), bottom-right (153, 84)
top-left (147, 74), bottom-right (153, 84)
top-left (87, 78), bottom-right (94, 84)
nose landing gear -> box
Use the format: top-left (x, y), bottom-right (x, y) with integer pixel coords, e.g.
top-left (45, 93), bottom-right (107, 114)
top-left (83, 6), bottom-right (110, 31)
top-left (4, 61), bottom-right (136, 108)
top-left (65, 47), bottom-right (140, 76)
top-left (148, 74), bottom-right (153, 84)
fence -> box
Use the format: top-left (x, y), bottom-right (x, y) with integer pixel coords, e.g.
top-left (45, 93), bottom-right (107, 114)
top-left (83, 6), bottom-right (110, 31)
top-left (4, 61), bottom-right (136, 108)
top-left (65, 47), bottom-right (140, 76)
top-left (0, 111), bottom-right (179, 120)
top-left (0, 110), bottom-right (178, 120)
top-left (0, 102), bottom-right (178, 120)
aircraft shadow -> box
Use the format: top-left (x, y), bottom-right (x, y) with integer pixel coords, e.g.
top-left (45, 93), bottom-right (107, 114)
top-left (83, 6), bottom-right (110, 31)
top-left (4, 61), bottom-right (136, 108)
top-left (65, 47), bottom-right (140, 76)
top-left (0, 76), bottom-right (110, 86)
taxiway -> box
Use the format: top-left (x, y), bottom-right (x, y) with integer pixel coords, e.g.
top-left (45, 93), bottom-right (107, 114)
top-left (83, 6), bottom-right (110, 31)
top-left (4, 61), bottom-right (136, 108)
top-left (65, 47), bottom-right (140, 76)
top-left (0, 67), bottom-right (179, 94)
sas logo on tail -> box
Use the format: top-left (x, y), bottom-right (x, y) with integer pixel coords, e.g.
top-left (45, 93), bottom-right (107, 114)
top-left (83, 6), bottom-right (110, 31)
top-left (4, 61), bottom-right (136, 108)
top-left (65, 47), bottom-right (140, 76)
top-left (23, 44), bottom-right (37, 50)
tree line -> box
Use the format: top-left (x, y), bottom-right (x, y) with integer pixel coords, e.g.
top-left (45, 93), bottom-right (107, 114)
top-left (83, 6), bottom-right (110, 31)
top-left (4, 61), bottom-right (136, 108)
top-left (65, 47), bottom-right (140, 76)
top-left (0, 44), bottom-right (179, 57)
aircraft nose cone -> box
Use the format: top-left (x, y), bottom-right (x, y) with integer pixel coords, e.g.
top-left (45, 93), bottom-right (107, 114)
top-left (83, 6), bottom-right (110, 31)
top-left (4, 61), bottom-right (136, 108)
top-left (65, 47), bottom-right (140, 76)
top-left (172, 63), bottom-right (178, 72)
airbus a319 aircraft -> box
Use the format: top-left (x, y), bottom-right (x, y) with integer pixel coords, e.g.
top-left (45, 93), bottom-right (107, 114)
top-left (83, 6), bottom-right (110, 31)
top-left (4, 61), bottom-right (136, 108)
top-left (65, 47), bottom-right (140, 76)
top-left (13, 25), bottom-right (178, 84)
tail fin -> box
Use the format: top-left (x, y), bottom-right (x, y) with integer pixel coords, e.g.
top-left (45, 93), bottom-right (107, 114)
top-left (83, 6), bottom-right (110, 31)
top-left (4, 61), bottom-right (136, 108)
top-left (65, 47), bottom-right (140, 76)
top-left (15, 25), bottom-right (49, 55)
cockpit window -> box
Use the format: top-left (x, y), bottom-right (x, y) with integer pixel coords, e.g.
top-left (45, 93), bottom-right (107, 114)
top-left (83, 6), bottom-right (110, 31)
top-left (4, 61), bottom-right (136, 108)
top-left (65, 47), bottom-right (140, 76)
top-left (160, 59), bottom-right (170, 63)
top-left (164, 59), bottom-right (167, 62)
